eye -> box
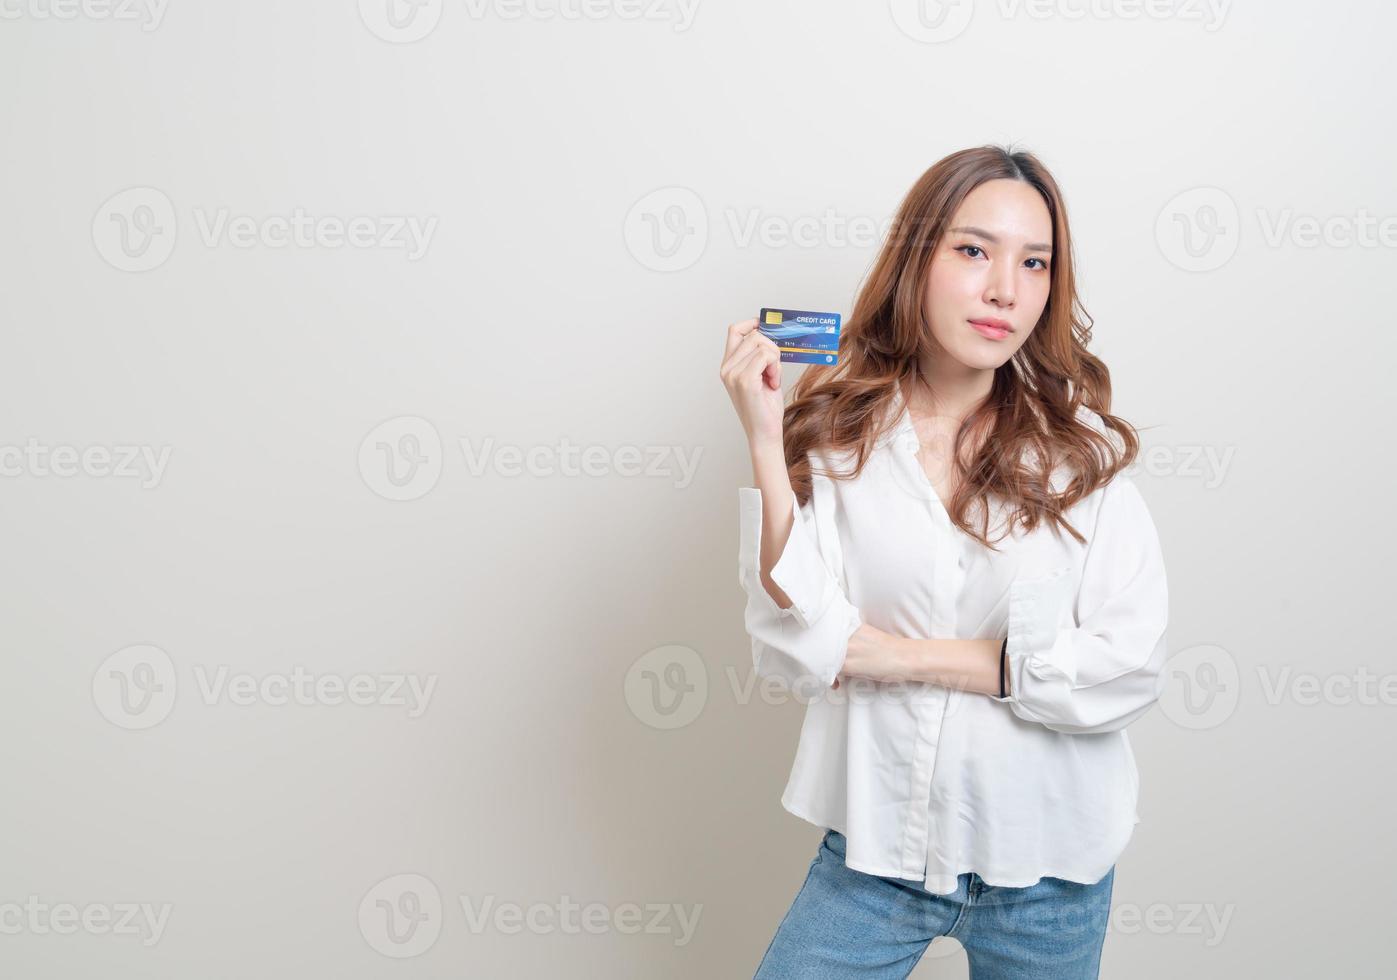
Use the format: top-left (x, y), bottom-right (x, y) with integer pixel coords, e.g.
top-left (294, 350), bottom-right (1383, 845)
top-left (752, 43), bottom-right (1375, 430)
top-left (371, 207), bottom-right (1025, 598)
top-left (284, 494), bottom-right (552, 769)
top-left (955, 244), bottom-right (1050, 270)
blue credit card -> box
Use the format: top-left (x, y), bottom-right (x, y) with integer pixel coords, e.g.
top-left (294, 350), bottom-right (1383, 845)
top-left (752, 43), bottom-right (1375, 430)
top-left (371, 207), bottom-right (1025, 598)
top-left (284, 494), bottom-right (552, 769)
top-left (757, 308), bottom-right (842, 365)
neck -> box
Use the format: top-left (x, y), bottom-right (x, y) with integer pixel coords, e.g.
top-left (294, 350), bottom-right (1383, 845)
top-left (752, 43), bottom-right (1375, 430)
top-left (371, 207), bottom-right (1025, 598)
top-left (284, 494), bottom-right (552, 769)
top-left (906, 349), bottom-right (996, 422)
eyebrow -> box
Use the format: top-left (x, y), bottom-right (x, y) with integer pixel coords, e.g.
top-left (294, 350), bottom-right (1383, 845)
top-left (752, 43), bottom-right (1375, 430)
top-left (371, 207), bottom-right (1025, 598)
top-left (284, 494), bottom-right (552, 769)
top-left (949, 225), bottom-right (1053, 253)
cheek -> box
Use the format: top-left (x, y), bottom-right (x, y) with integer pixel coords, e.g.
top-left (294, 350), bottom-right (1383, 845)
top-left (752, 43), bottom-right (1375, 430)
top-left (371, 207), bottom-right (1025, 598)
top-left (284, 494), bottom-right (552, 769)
top-left (1016, 284), bottom-right (1052, 341)
top-left (926, 256), bottom-right (978, 303)
top-left (1025, 277), bottom-right (1052, 315)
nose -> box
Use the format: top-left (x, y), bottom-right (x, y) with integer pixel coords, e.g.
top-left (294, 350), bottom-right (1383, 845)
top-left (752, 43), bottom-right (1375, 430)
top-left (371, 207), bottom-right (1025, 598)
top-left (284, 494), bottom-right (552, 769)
top-left (984, 260), bottom-right (1016, 308)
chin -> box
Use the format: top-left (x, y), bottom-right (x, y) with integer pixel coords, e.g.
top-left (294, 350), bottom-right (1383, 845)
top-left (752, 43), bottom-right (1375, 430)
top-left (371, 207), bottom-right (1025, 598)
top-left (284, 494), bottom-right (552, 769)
top-left (947, 343), bottom-right (1010, 371)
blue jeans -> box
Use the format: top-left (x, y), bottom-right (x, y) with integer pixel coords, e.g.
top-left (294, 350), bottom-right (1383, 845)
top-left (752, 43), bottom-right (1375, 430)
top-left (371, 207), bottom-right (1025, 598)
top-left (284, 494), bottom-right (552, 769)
top-left (754, 829), bottom-right (1114, 979)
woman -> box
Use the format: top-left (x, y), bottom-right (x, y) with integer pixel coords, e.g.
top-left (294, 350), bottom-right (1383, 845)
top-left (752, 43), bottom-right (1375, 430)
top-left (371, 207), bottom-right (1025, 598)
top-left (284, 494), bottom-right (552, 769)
top-left (719, 145), bottom-right (1170, 979)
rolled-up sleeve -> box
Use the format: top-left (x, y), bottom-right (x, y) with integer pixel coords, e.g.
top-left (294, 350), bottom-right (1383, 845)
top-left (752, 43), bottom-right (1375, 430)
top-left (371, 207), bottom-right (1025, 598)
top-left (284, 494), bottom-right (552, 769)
top-left (737, 478), bottom-right (863, 697)
top-left (989, 475), bottom-right (1170, 735)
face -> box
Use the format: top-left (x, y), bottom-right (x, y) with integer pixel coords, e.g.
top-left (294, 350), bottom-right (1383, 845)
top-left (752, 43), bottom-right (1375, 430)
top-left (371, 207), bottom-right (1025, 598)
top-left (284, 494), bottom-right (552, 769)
top-left (922, 178), bottom-right (1054, 370)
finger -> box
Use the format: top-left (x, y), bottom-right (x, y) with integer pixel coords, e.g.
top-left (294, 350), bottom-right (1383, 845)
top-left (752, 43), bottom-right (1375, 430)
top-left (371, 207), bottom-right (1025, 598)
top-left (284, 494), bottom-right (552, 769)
top-left (721, 328), bottom-right (769, 378)
top-left (758, 344), bottom-right (783, 390)
top-left (728, 335), bottom-right (777, 384)
top-left (722, 317), bottom-right (761, 361)
top-left (734, 336), bottom-right (781, 390)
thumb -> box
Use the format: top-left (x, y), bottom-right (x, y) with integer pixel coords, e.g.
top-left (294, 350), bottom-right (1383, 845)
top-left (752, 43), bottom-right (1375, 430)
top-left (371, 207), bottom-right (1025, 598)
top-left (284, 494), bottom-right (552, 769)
top-left (763, 357), bottom-right (781, 391)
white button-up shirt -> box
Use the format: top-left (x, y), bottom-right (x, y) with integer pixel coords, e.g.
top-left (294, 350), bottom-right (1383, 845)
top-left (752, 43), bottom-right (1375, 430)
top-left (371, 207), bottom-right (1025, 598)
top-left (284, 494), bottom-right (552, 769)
top-left (737, 385), bottom-right (1170, 895)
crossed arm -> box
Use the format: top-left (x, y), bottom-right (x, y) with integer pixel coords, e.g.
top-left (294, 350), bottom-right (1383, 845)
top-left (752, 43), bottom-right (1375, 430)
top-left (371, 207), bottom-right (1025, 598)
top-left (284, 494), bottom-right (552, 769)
top-left (839, 626), bottom-right (1006, 697)
top-left (742, 444), bottom-right (1169, 735)
top-left (749, 440), bottom-right (1006, 698)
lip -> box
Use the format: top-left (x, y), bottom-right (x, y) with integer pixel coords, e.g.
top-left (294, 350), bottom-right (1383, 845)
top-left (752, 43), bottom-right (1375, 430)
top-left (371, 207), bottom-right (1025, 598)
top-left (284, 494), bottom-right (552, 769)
top-left (968, 317), bottom-right (1013, 340)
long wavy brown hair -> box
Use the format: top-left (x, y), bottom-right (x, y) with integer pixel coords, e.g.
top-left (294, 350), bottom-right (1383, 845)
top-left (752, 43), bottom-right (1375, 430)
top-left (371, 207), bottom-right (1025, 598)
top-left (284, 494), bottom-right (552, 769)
top-left (785, 145), bottom-right (1140, 548)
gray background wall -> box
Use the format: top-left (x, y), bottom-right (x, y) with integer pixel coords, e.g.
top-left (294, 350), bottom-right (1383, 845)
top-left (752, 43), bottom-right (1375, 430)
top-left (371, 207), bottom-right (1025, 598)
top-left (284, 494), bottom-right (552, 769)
top-left (1, 0), bottom-right (1391, 976)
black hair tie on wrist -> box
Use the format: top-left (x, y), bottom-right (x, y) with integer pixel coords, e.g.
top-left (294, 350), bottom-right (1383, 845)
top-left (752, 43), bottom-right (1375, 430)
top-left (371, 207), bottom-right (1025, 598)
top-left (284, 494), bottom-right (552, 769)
top-left (999, 636), bottom-right (1008, 698)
